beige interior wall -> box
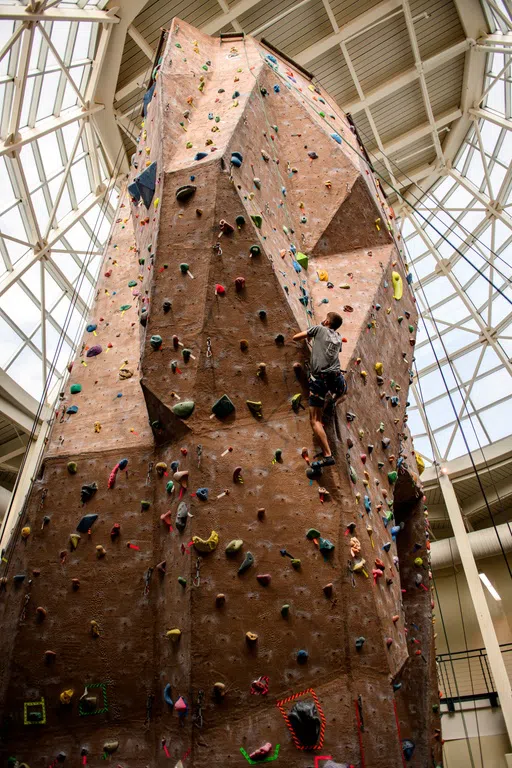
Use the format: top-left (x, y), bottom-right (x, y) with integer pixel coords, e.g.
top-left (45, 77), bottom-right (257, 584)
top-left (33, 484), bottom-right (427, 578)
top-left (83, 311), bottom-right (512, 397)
top-left (443, 734), bottom-right (510, 768)
top-left (434, 555), bottom-right (512, 655)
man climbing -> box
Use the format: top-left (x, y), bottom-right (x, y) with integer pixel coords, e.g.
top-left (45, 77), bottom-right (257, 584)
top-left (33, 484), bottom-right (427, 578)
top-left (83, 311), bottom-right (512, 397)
top-left (293, 312), bottom-right (347, 469)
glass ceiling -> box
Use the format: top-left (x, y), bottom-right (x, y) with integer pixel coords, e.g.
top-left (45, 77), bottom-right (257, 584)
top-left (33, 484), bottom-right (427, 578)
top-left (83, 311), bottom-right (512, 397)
top-left (402, 38), bottom-right (512, 463)
top-left (0, 0), bottom-right (116, 406)
top-left (0, 0), bottom-right (511, 468)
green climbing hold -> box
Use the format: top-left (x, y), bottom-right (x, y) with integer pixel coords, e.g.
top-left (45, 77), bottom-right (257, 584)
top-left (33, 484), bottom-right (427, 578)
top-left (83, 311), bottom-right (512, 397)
top-left (408, 324), bottom-right (414, 333)
top-left (291, 558), bottom-right (301, 569)
top-left (306, 528), bottom-right (321, 540)
top-left (251, 214), bottom-right (263, 229)
top-left (349, 465), bottom-right (357, 484)
top-left (166, 480), bottom-right (174, 494)
top-left (70, 384), bottom-right (82, 394)
top-left (235, 215), bottom-right (245, 228)
top-left (281, 604), bottom-right (290, 617)
top-left (150, 335), bottom-right (163, 350)
top-left (225, 539), bottom-right (244, 554)
top-left (212, 394), bottom-right (235, 418)
top-left (319, 537), bottom-right (334, 553)
top-left (246, 400), bottom-right (263, 418)
top-left (291, 393), bottom-right (304, 412)
top-left (180, 263), bottom-right (190, 274)
top-left (178, 576), bottom-right (187, 587)
top-left (250, 245), bottom-right (261, 256)
top-left (172, 400), bottom-right (195, 419)
top-left (141, 500), bottom-right (151, 510)
top-left (128, 280), bottom-right (137, 287)
top-left (296, 252), bottom-right (308, 269)
top-left (119, 304), bottom-right (131, 312)
top-left (388, 471), bottom-right (398, 484)
top-left (67, 461), bottom-right (78, 474)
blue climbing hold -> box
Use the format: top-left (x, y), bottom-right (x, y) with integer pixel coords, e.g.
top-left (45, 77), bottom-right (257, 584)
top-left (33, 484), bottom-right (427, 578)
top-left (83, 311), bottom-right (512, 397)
top-left (119, 458), bottom-right (128, 470)
top-left (136, 161), bottom-right (157, 209)
top-left (143, 82), bottom-right (156, 117)
top-left (77, 514), bottom-right (98, 533)
top-left (164, 683), bottom-right (174, 708)
top-left (196, 487), bottom-right (208, 501)
top-left (274, 84), bottom-right (280, 93)
top-left (128, 181), bottom-right (141, 202)
top-left (402, 739), bottom-right (415, 761)
top-left (382, 542), bottom-right (391, 552)
top-left (364, 496), bottom-right (371, 513)
top-left (292, 260), bottom-right (302, 273)
top-left (331, 133), bottom-right (342, 145)
top-left (406, 273), bottom-right (413, 284)
top-left (66, 405), bottom-right (78, 415)
top-left (194, 152), bottom-right (208, 161)
top-left (297, 649), bottom-right (309, 664)
top-left (170, 461), bottom-right (179, 472)
top-left (266, 54), bottom-right (277, 64)
top-left (86, 324), bottom-right (97, 333)
top-left (231, 151), bottom-right (243, 167)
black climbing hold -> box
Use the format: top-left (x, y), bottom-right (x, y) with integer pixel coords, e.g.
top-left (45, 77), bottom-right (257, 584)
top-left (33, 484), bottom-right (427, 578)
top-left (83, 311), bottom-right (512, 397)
top-left (175, 502), bottom-right (189, 533)
top-left (235, 215), bottom-right (245, 228)
top-left (355, 636), bottom-right (365, 649)
top-left (76, 513), bottom-right (98, 533)
top-left (258, 309), bottom-right (267, 320)
top-left (275, 334), bottom-right (285, 345)
top-left (80, 483), bottom-right (98, 504)
top-left (163, 299), bottom-right (172, 313)
top-left (176, 185), bottom-right (196, 201)
top-left (288, 699), bottom-right (321, 747)
top-left (238, 551), bottom-right (254, 575)
top-left (250, 245), bottom-right (261, 257)
top-left (306, 466), bottom-right (322, 479)
top-left (212, 394), bottom-right (235, 418)
top-left (402, 739), bottom-right (415, 761)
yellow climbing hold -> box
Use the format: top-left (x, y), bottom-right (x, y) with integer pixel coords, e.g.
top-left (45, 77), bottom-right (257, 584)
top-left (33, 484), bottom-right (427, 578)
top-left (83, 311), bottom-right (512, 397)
top-left (166, 628), bottom-right (182, 641)
top-left (21, 526), bottom-right (31, 539)
top-left (60, 689), bottom-right (74, 705)
top-left (193, 530), bottom-right (219, 553)
top-left (415, 452), bottom-right (425, 475)
top-left (317, 269), bottom-right (328, 281)
top-left (153, 197), bottom-right (160, 209)
top-left (392, 271), bottom-right (403, 300)
top-left (374, 362), bottom-right (383, 375)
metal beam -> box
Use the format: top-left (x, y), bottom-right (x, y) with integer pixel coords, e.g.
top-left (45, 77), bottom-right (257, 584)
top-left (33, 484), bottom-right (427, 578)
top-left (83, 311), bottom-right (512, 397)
top-left (0, 369), bottom-right (44, 434)
top-left (0, 178), bottom-right (117, 299)
top-left (438, 471), bottom-right (512, 743)
top-left (0, 5), bottom-right (120, 23)
top-left (1, 103), bottom-right (104, 157)
top-left (371, 108), bottom-right (462, 162)
top-left (343, 40), bottom-right (469, 114)
top-left (448, 167), bottom-right (512, 230)
top-left (202, 0), bottom-right (270, 35)
top-left (127, 24), bottom-right (155, 61)
top-left (294, 0), bottom-right (402, 65)
top-left (469, 106), bottom-right (512, 133)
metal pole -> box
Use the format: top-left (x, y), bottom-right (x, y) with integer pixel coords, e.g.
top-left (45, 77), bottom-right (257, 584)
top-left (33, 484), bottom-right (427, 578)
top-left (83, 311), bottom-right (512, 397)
top-left (438, 470), bottom-right (512, 745)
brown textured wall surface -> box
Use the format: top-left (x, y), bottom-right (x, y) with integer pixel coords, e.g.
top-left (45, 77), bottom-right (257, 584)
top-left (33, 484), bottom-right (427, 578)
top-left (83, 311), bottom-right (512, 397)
top-left (0, 19), bottom-right (441, 768)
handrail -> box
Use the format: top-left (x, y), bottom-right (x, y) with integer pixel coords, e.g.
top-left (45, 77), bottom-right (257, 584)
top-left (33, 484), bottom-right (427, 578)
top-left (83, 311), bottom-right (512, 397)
top-left (436, 643), bottom-right (512, 703)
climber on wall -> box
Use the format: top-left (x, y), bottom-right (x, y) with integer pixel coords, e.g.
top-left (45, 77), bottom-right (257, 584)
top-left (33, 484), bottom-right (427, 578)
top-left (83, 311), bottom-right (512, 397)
top-left (293, 312), bottom-right (347, 469)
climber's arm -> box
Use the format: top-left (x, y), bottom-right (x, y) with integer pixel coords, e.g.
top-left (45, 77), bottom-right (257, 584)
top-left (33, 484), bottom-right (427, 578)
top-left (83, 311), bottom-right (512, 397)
top-left (292, 330), bottom-right (308, 341)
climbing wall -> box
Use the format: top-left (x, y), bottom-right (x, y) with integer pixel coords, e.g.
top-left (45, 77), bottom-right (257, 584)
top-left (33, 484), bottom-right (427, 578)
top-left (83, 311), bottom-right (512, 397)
top-left (0, 20), bottom-right (442, 768)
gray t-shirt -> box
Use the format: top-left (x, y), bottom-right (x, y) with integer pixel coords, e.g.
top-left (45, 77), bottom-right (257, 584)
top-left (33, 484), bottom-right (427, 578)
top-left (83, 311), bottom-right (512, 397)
top-left (307, 324), bottom-right (342, 375)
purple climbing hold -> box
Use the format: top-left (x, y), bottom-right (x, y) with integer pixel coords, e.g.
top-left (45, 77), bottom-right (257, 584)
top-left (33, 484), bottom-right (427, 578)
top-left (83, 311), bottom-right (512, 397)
top-left (86, 345), bottom-right (102, 358)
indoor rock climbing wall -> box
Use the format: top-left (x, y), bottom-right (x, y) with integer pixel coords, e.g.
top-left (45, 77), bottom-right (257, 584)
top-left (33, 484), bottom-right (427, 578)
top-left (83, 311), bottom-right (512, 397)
top-left (0, 19), bottom-right (442, 768)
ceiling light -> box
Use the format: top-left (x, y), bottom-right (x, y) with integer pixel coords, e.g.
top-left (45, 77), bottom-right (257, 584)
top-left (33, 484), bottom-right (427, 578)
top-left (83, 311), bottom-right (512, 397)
top-left (479, 573), bottom-right (501, 601)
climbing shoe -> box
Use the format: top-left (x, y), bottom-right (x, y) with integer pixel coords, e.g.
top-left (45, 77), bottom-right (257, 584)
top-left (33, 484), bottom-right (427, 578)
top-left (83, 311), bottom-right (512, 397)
top-left (311, 456), bottom-right (335, 469)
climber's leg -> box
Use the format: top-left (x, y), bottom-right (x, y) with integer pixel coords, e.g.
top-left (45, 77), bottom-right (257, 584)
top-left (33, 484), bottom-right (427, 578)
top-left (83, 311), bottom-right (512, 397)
top-left (308, 375), bottom-right (335, 467)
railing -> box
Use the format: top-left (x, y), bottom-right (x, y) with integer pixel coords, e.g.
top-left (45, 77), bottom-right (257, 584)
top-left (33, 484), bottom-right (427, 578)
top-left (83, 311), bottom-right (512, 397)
top-left (437, 643), bottom-right (512, 706)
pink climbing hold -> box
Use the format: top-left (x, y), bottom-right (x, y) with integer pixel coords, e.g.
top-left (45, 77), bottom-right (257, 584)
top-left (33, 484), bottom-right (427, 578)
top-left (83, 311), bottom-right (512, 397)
top-left (249, 743), bottom-right (273, 760)
top-left (360, 453), bottom-right (367, 464)
top-left (235, 276), bottom-right (245, 291)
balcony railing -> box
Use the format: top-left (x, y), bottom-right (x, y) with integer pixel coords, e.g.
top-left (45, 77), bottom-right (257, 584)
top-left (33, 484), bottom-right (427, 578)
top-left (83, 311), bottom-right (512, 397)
top-left (436, 643), bottom-right (512, 709)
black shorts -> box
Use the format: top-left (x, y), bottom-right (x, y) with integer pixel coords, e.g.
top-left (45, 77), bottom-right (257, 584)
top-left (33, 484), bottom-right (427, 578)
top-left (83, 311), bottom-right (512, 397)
top-left (308, 371), bottom-right (347, 407)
